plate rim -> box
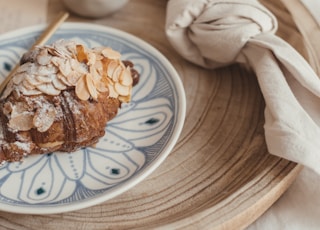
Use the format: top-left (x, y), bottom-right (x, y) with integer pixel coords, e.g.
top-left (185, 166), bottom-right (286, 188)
top-left (0, 22), bottom-right (186, 214)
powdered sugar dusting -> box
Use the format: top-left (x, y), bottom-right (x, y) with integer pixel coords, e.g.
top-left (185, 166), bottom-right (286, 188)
top-left (14, 141), bottom-right (31, 152)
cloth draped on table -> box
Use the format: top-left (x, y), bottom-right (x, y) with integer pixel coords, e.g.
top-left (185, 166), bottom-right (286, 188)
top-left (165, 0), bottom-right (320, 174)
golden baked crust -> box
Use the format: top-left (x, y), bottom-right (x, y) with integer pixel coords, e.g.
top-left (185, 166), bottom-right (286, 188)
top-left (0, 40), bottom-right (138, 163)
top-left (0, 90), bottom-right (120, 162)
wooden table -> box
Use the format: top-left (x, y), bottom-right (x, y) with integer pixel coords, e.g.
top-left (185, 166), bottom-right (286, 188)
top-left (0, 0), bottom-right (318, 229)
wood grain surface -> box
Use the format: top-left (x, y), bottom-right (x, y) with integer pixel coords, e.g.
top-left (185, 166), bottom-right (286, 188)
top-left (0, 0), bottom-right (315, 229)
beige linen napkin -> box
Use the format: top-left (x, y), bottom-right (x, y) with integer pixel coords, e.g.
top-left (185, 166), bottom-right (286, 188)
top-left (166, 0), bottom-right (320, 174)
top-left (301, 0), bottom-right (320, 27)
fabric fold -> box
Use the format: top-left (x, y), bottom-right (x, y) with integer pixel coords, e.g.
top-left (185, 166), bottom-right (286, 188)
top-left (166, 0), bottom-right (320, 174)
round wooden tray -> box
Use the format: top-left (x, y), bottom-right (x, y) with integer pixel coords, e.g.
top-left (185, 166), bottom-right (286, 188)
top-left (0, 0), bottom-right (309, 229)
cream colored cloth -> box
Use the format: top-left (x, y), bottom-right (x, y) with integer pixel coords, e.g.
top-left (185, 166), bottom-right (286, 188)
top-left (301, 0), bottom-right (320, 27)
top-left (166, 0), bottom-right (320, 174)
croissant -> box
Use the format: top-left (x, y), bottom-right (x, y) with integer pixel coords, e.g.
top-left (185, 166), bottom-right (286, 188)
top-left (0, 40), bottom-right (139, 163)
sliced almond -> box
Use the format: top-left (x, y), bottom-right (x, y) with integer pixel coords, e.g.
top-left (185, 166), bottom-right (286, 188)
top-left (89, 65), bottom-right (101, 84)
top-left (18, 85), bottom-right (42, 96)
top-left (78, 62), bottom-right (89, 75)
top-left (118, 95), bottom-right (131, 103)
top-left (16, 62), bottom-right (34, 73)
top-left (37, 55), bottom-right (52, 66)
top-left (108, 84), bottom-right (119, 98)
top-left (112, 65), bottom-right (122, 82)
top-left (36, 83), bottom-right (61, 95)
top-left (8, 112), bottom-right (34, 131)
top-left (33, 104), bottom-right (56, 132)
top-left (105, 77), bottom-right (115, 86)
top-left (67, 71), bottom-right (82, 85)
top-left (38, 141), bottom-right (64, 148)
top-left (1, 81), bottom-right (13, 99)
top-left (66, 43), bottom-right (77, 58)
top-left (107, 60), bottom-right (118, 78)
top-left (87, 52), bottom-right (96, 66)
top-left (45, 46), bottom-right (56, 56)
top-left (12, 72), bottom-right (26, 85)
top-left (69, 58), bottom-right (79, 70)
top-left (52, 75), bottom-right (67, 90)
top-left (95, 81), bottom-right (109, 93)
top-left (102, 48), bottom-right (121, 60)
top-left (36, 75), bottom-right (53, 83)
top-left (94, 60), bottom-right (103, 75)
top-left (25, 75), bottom-right (43, 86)
top-left (57, 72), bottom-right (72, 86)
top-left (86, 74), bottom-right (98, 100)
top-left (22, 79), bottom-right (36, 90)
top-left (114, 82), bottom-right (130, 96)
top-left (52, 41), bottom-right (73, 59)
top-left (36, 49), bottom-right (51, 65)
top-left (119, 67), bottom-right (133, 86)
top-left (75, 76), bottom-right (90, 100)
top-left (51, 56), bottom-right (64, 67)
top-left (58, 59), bottom-right (72, 77)
top-left (37, 65), bottom-right (58, 75)
top-left (11, 102), bottom-right (28, 116)
top-left (76, 44), bottom-right (88, 63)
top-left (70, 59), bottom-right (88, 74)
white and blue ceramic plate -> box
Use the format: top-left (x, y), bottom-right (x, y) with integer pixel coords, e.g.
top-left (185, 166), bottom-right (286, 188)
top-left (0, 23), bottom-right (186, 214)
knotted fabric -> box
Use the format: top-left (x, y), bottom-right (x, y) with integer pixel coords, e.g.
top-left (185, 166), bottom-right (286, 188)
top-left (166, 0), bottom-right (320, 174)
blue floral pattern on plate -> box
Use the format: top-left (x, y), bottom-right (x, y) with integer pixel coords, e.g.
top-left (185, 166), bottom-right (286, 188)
top-left (0, 23), bottom-right (186, 214)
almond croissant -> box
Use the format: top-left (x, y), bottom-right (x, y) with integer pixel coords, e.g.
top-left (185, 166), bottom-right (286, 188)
top-left (0, 40), bottom-right (139, 163)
